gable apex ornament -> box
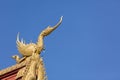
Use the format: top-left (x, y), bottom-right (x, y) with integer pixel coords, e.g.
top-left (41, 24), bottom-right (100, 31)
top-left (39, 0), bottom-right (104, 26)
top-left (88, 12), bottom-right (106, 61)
top-left (0, 16), bottom-right (63, 80)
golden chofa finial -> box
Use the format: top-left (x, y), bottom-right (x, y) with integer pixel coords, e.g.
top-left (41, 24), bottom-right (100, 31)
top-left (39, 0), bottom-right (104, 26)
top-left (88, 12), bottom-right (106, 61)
top-left (16, 16), bottom-right (63, 57)
top-left (13, 16), bottom-right (63, 80)
top-left (40, 16), bottom-right (63, 37)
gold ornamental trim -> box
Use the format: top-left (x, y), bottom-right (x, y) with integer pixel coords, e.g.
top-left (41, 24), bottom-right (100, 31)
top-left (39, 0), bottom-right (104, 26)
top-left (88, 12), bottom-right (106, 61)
top-left (0, 61), bottom-right (26, 76)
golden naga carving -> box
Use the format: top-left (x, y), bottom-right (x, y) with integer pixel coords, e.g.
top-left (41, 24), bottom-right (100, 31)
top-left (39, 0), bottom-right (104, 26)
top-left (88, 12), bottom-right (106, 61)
top-left (12, 16), bottom-right (63, 80)
top-left (16, 16), bottom-right (63, 57)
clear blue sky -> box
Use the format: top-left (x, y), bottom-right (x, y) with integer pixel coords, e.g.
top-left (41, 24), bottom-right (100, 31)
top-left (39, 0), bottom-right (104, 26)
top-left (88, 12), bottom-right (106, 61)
top-left (0, 0), bottom-right (120, 80)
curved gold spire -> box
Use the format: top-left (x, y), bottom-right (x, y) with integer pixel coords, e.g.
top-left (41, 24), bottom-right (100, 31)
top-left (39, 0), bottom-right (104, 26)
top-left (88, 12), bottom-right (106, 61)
top-left (39, 16), bottom-right (63, 37)
top-left (16, 16), bottom-right (63, 56)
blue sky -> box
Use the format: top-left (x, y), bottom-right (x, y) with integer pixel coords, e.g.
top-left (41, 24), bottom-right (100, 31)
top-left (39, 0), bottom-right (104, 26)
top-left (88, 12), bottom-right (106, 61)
top-left (0, 0), bottom-right (120, 80)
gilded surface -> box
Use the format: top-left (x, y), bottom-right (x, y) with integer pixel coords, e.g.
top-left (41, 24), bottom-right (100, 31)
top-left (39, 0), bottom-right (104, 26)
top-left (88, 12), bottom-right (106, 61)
top-left (16, 16), bottom-right (63, 57)
top-left (0, 61), bottom-right (26, 76)
top-left (12, 16), bottom-right (63, 80)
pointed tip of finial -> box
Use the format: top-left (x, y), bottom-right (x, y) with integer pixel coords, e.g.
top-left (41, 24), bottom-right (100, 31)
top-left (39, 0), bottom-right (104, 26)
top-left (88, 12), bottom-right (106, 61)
top-left (61, 16), bottom-right (63, 18)
top-left (17, 32), bottom-right (20, 35)
top-left (17, 32), bottom-right (20, 42)
top-left (17, 32), bottom-right (20, 38)
top-left (60, 16), bottom-right (63, 20)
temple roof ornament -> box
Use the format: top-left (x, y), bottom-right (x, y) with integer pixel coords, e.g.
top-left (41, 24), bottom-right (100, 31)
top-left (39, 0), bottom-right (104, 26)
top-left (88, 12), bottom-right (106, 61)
top-left (16, 16), bottom-right (63, 57)
top-left (0, 16), bottom-right (63, 80)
